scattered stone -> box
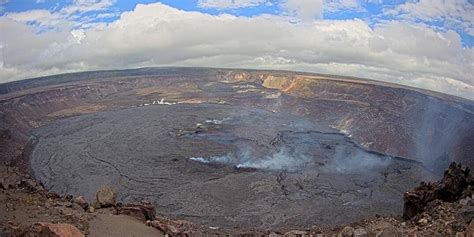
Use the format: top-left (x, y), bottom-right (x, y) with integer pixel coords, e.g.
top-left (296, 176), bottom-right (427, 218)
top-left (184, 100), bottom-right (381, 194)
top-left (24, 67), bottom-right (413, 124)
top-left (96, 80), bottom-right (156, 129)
top-left (458, 205), bottom-right (474, 223)
top-left (71, 203), bottom-right (85, 212)
top-left (0, 166), bottom-right (44, 192)
top-left (460, 197), bottom-right (472, 206)
top-left (47, 192), bottom-right (61, 199)
top-left (116, 202), bottom-right (156, 221)
top-left (5, 202), bottom-right (14, 211)
top-left (0, 173), bottom-right (22, 189)
top-left (377, 225), bottom-right (401, 237)
top-left (32, 222), bottom-right (85, 237)
top-left (353, 228), bottom-right (368, 237)
top-left (73, 196), bottom-right (88, 210)
top-left (269, 232), bottom-right (283, 237)
top-left (418, 218), bottom-right (428, 226)
top-left (92, 185), bottom-right (116, 208)
top-left (147, 220), bottom-right (180, 235)
top-left (284, 230), bottom-right (310, 237)
top-left (59, 207), bottom-right (75, 217)
top-left (338, 226), bottom-right (354, 237)
top-left (19, 178), bottom-right (41, 191)
top-left (89, 206), bottom-right (95, 213)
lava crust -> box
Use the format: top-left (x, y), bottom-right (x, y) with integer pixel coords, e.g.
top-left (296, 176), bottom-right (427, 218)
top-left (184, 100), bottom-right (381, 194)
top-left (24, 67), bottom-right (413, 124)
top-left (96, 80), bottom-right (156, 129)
top-left (1, 67), bottom-right (473, 229)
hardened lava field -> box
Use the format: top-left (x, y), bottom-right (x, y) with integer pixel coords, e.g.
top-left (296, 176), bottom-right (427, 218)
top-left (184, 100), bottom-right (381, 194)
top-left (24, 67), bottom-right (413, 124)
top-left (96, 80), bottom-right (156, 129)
top-left (1, 68), bottom-right (473, 229)
top-left (31, 104), bottom-right (435, 228)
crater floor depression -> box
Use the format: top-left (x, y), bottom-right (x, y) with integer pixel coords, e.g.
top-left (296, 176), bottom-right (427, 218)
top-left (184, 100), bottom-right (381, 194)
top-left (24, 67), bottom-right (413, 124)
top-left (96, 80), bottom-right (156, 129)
top-left (30, 104), bottom-right (436, 228)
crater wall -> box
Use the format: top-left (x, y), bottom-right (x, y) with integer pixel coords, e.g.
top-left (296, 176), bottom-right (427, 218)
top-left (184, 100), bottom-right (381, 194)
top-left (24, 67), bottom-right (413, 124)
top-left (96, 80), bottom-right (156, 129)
top-left (1, 68), bottom-right (473, 173)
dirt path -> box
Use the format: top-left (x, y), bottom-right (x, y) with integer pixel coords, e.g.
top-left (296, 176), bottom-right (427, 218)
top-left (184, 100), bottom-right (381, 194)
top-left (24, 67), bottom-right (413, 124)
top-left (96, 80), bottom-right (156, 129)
top-left (88, 211), bottom-right (163, 237)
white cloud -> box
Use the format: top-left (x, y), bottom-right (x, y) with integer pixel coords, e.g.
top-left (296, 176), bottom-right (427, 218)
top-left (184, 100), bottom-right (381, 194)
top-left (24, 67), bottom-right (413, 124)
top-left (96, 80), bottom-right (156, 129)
top-left (281, 0), bottom-right (324, 19)
top-left (4, 0), bottom-right (115, 31)
top-left (384, 0), bottom-right (474, 36)
top-left (200, 0), bottom-right (362, 16)
top-left (198, 0), bottom-right (271, 9)
top-left (95, 12), bottom-right (117, 19)
top-left (62, 0), bottom-right (114, 14)
top-left (5, 9), bottom-right (72, 31)
top-left (325, 0), bottom-right (361, 12)
top-left (0, 2), bottom-right (473, 100)
top-left (280, 0), bottom-right (364, 20)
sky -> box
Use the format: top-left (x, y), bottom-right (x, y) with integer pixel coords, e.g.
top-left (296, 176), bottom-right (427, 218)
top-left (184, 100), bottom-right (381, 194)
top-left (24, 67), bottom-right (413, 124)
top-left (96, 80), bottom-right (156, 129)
top-left (0, 0), bottom-right (473, 100)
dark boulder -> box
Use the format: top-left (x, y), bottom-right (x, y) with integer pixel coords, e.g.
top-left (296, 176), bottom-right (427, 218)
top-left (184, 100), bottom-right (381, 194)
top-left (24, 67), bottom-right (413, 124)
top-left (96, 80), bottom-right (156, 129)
top-left (403, 162), bottom-right (473, 219)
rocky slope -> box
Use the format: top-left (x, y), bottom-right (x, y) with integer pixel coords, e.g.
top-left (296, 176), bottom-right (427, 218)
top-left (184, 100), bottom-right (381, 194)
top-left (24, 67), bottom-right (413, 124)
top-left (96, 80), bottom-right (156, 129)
top-left (2, 161), bottom-right (474, 236)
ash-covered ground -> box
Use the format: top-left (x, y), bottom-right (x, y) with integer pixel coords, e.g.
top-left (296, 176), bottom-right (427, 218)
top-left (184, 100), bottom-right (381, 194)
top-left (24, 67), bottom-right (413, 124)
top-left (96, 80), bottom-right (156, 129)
top-left (30, 103), bottom-right (437, 229)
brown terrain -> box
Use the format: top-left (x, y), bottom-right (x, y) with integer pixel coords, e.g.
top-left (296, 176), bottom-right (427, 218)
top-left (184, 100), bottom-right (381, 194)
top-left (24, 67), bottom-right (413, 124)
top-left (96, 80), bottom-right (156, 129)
top-left (1, 67), bottom-right (474, 236)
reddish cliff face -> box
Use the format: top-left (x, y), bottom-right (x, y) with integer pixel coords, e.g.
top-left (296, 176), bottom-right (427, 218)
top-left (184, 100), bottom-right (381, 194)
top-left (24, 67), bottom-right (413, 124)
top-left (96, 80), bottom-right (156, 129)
top-left (216, 70), bottom-right (474, 168)
top-left (0, 67), bottom-right (473, 171)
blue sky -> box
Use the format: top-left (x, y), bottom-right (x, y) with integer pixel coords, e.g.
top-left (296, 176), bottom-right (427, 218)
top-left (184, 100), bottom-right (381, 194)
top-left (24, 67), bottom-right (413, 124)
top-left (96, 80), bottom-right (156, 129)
top-left (0, 0), bottom-right (473, 99)
top-left (1, 0), bottom-right (472, 46)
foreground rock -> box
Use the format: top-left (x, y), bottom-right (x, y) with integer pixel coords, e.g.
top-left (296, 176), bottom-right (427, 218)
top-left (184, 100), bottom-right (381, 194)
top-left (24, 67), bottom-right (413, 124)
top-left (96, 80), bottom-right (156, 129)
top-left (337, 226), bottom-right (354, 237)
top-left (31, 222), bottom-right (85, 237)
top-left (73, 196), bottom-right (88, 210)
top-left (92, 185), bottom-right (116, 208)
top-left (0, 166), bottom-right (43, 192)
top-left (2, 162), bottom-right (474, 236)
top-left (403, 162), bottom-right (473, 219)
top-left (352, 228), bottom-right (368, 237)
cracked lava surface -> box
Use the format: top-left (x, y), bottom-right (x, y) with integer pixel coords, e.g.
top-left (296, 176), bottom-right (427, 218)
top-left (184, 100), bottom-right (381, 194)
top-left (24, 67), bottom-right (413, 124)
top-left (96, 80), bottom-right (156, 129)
top-left (30, 104), bottom-right (436, 229)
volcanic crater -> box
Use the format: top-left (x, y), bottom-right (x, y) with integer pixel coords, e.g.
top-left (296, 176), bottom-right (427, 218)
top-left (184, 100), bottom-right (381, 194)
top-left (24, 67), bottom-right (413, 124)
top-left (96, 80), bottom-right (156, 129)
top-left (1, 67), bottom-right (473, 229)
